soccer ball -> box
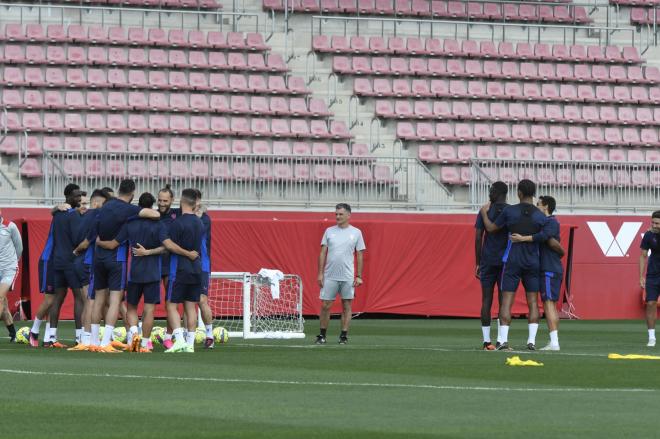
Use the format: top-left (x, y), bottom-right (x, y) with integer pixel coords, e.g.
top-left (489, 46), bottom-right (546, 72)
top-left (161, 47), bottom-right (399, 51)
top-left (16, 327), bottom-right (30, 344)
top-left (112, 327), bottom-right (127, 343)
top-left (150, 327), bottom-right (165, 345)
top-left (195, 328), bottom-right (205, 344)
top-left (212, 327), bottom-right (229, 344)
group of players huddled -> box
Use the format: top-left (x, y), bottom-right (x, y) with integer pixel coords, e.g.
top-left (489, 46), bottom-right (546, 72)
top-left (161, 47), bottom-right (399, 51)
top-left (28, 179), bottom-right (214, 353)
top-left (475, 179), bottom-right (565, 351)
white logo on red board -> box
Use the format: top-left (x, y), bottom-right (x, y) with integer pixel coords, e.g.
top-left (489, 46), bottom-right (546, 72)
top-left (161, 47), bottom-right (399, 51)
top-left (587, 222), bottom-right (643, 257)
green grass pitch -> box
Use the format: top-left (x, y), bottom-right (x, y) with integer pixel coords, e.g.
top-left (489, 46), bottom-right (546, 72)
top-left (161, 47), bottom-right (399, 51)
top-left (1, 318), bottom-right (659, 438)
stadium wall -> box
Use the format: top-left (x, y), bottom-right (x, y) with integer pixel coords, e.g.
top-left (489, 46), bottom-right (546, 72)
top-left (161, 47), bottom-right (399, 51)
top-left (1, 208), bottom-right (651, 320)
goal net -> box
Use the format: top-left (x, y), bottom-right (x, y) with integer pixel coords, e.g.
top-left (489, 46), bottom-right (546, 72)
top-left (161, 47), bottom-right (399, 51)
top-left (208, 272), bottom-right (305, 339)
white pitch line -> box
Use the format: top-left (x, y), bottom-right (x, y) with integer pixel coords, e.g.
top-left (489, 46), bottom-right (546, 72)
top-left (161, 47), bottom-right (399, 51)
top-left (0, 369), bottom-right (653, 393)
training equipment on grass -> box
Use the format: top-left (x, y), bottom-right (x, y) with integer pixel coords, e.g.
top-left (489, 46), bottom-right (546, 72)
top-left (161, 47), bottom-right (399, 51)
top-left (16, 327), bottom-right (30, 344)
top-left (608, 353), bottom-right (660, 360)
top-left (112, 327), bottom-right (127, 343)
top-left (505, 356), bottom-right (544, 367)
top-left (98, 327), bottom-right (105, 342)
top-left (150, 327), bottom-right (164, 345)
top-left (212, 327), bottom-right (229, 344)
top-left (208, 272), bottom-right (304, 339)
top-left (195, 328), bottom-right (205, 344)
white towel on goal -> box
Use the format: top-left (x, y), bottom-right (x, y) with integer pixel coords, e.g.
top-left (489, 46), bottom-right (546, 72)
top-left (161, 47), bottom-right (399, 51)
top-left (258, 269), bottom-right (284, 299)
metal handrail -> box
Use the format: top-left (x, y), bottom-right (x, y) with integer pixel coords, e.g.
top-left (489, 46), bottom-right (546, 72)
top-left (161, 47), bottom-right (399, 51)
top-left (369, 117), bottom-right (381, 152)
top-left (327, 72), bottom-right (338, 108)
top-left (0, 3), bottom-right (262, 34)
top-left (305, 50), bottom-right (318, 85)
top-left (348, 95), bottom-right (359, 129)
top-left (312, 15), bottom-right (639, 48)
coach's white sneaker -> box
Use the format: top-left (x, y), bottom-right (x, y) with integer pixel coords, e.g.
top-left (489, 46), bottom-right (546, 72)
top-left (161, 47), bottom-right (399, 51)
top-left (539, 344), bottom-right (560, 351)
top-left (647, 339), bottom-right (656, 347)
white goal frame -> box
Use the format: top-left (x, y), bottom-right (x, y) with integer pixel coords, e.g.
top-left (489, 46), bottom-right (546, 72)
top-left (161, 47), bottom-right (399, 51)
top-left (210, 271), bottom-right (305, 339)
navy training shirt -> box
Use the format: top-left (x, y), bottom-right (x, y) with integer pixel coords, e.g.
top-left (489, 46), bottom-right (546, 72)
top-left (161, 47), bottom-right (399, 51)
top-left (80, 209), bottom-right (100, 265)
top-left (199, 212), bottom-right (211, 273)
top-left (641, 231), bottom-right (660, 278)
top-left (475, 202), bottom-right (509, 267)
top-left (159, 207), bottom-right (181, 277)
top-left (494, 203), bottom-right (548, 268)
top-left (161, 213), bottom-right (204, 284)
top-left (95, 198), bottom-right (142, 262)
top-left (535, 215), bottom-right (563, 274)
top-left (52, 208), bottom-right (82, 270)
top-left (39, 219), bottom-right (55, 262)
top-left (115, 219), bottom-right (164, 284)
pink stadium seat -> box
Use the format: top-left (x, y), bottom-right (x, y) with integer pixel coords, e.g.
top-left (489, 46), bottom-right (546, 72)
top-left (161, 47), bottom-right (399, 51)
top-left (627, 149), bottom-right (644, 163)
top-left (439, 166), bottom-right (460, 184)
top-left (571, 148), bottom-right (588, 161)
top-left (106, 138), bottom-right (126, 153)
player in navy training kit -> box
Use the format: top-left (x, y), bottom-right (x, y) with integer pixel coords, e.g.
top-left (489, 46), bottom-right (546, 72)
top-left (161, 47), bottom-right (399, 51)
top-left (91, 179), bottom-right (160, 353)
top-left (510, 196), bottom-right (565, 351)
top-left (98, 192), bottom-right (165, 353)
top-left (193, 190), bottom-right (214, 348)
top-left (48, 189), bottom-right (86, 347)
top-left (479, 179), bottom-right (562, 351)
top-left (161, 188), bottom-right (204, 353)
top-left (29, 183), bottom-right (80, 347)
top-left (639, 210), bottom-right (660, 347)
top-left (475, 181), bottom-right (509, 350)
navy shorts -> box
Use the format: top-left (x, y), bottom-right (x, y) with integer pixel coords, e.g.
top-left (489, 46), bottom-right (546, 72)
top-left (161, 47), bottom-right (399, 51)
top-left (501, 263), bottom-right (540, 293)
top-left (480, 264), bottom-right (503, 290)
top-left (126, 281), bottom-right (161, 306)
top-left (54, 268), bottom-right (82, 290)
top-left (645, 277), bottom-right (660, 302)
top-left (540, 271), bottom-right (562, 302)
top-left (87, 270), bottom-right (96, 299)
top-left (74, 257), bottom-right (90, 287)
top-left (167, 280), bottom-right (201, 304)
top-left (38, 259), bottom-right (55, 294)
top-left (200, 272), bottom-right (210, 296)
top-left (93, 259), bottom-right (127, 292)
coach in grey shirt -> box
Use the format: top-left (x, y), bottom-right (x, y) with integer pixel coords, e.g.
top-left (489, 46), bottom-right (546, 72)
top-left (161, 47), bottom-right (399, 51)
top-left (316, 203), bottom-right (366, 345)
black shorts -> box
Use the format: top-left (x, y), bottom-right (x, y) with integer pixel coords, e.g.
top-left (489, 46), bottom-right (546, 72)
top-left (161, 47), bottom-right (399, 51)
top-left (646, 277), bottom-right (660, 302)
top-left (167, 279), bottom-right (201, 304)
top-left (126, 281), bottom-right (161, 305)
top-left (54, 268), bottom-right (82, 290)
top-left (501, 262), bottom-right (540, 293)
top-left (93, 259), bottom-right (127, 292)
top-left (74, 257), bottom-right (90, 287)
top-left (38, 259), bottom-right (55, 294)
top-left (540, 271), bottom-right (562, 302)
top-left (200, 271), bottom-right (210, 296)
top-left (479, 264), bottom-right (503, 291)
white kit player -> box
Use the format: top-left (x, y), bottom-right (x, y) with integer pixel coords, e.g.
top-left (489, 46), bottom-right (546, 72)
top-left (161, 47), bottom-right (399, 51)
top-left (316, 203), bottom-right (366, 345)
top-left (0, 208), bottom-right (23, 341)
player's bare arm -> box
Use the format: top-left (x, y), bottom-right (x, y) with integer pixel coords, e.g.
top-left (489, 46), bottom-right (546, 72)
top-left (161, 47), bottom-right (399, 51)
top-left (133, 244), bottom-right (166, 257)
top-left (73, 238), bottom-right (89, 256)
top-left (479, 203), bottom-right (500, 233)
top-left (640, 249), bottom-right (648, 289)
top-left (163, 238), bottom-right (198, 261)
top-left (318, 245), bottom-right (327, 287)
top-left (354, 250), bottom-right (364, 287)
top-left (138, 208), bottom-right (161, 220)
top-left (51, 203), bottom-right (70, 215)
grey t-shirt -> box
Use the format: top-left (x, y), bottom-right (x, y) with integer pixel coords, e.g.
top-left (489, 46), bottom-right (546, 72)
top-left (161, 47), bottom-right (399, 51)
top-left (321, 225), bottom-right (366, 281)
top-left (0, 218), bottom-right (22, 269)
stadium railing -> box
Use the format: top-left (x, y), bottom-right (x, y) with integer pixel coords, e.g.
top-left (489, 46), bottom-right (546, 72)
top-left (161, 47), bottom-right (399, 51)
top-left (39, 150), bottom-right (454, 209)
top-left (469, 158), bottom-right (660, 212)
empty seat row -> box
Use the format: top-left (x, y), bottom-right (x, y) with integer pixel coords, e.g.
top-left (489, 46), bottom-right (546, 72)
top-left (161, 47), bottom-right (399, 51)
top-left (4, 0), bottom-right (221, 9)
top-left (354, 77), bottom-right (660, 105)
top-left (0, 89), bottom-right (331, 117)
top-left (20, 157), bottom-right (391, 183)
top-left (264, 0), bottom-right (590, 23)
top-left (314, 35), bottom-right (641, 64)
top-left (439, 165), bottom-right (660, 187)
top-left (0, 67), bottom-right (310, 95)
top-left (418, 144), bottom-right (660, 164)
top-left (0, 135), bottom-right (369, 157)
top-left (2, 112), bottom-right (352, 139)
top-left (376, 99), bottom-right (660, 126)
top-left (333, 56), bottom-right (660, 84)
top-left (0, 45), bottom-right (287, 73)
top-left (0, 25), bottom-right (264, 51)
top-left (630, 7), bottom-right (660, 25)
top-left (612, 0), bottom-right (660, 6)
top-left (396, 121), bottom-right (660, 147)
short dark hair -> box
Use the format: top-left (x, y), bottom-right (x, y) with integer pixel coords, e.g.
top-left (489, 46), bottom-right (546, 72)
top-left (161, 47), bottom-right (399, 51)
top-left (518, 179), bottom-right (536, 198)
top-left (489, 181), bottom-right (508, 201)
top-left (652, 210), bottom-right (660, 220)
top-left (194, 189), bottom-right (203, 200)
top-left (138, 192), bottom-right (156, 209)
top-left (118, 179), bottom-right (136, 196)
top-left (64, 183), bottom-right (80, 197)
top-left (180, 188), bottom-right (198, 207)
top-left (538, 195), bottom-right (557, 215)
top-left (90, 188), bottom-right (110, 201)
top-left (102, 186), bottom-right (114, 195)
top-left (335, 203), bottom-right (351, 213)
top-left (159, 184), bottom-right (174, 199)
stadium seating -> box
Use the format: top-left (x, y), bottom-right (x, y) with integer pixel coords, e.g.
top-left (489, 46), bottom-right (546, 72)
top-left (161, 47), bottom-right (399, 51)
top-left (263, 0), bottom-right (592, 24)
top-left (0, 0), bottom-right (222, 10)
